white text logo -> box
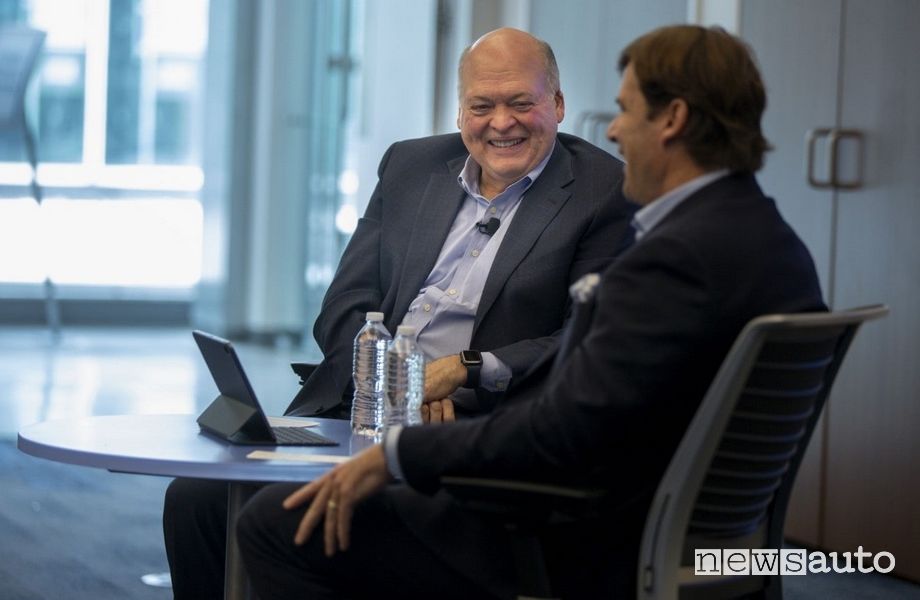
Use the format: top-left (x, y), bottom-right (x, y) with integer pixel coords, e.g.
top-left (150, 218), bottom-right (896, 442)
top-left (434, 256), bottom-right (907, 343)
top-left (694, 547), bottom-right (895, 576)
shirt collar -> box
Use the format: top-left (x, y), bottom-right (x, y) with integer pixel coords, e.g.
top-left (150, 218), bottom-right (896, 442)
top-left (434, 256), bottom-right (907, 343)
top-left (632, 169), bottom-right (730, 241)
top-left (458, 141), bottom-right (556, 199)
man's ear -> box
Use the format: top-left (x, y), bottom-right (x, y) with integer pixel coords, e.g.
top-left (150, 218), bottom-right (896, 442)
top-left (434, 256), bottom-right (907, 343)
top-left (660, 98), bottom-right (689, 144)
top-left (554, 90), bottom-right (565, 123)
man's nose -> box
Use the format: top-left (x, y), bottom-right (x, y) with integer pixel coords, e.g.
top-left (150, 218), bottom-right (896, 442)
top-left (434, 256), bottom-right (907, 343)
top-left (490, 106), bottom-right (517, 131)
top-left (606, 114), bottom-right (619, 142)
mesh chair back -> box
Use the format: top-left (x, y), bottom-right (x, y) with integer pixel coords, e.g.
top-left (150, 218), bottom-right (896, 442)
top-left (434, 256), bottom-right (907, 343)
top-left (638, 305), bottom-right (888, 600)
top-left (689, 332), bottom-right (838, 537)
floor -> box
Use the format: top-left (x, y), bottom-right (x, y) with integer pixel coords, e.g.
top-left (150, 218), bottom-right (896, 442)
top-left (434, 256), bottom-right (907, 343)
top-left (0, 325), bottom-right (312, 598)
top-left (2, 325), bottom-right (919, 599)
top-left (0, 325), bottom-right (307, 442)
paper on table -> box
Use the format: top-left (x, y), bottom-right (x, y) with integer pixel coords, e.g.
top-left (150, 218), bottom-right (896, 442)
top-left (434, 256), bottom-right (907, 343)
top-left (247, 450), bottom-right (349, 464)
top-left (266, 416), bottom-right (318, 428)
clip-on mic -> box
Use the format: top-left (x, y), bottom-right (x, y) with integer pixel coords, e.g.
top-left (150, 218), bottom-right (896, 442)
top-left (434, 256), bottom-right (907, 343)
top-left (476, 217), bottom-right (501, 236)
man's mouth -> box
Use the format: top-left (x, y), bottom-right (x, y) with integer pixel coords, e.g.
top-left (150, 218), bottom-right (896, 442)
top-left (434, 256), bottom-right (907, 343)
top-left (490, 138), bottom-right (524, 148)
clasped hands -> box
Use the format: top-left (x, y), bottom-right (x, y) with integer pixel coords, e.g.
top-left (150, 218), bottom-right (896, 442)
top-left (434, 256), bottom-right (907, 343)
top-left (421, 353), bottom-right (469, 424)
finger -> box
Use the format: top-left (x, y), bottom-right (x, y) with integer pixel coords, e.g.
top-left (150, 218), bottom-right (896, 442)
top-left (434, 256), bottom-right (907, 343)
top-left (284, 480), bottom-right (320, 510)
top-left (430, 400), bottom-right (443, 424)
top-left (294, 483), bottom-right (332, 546)
top-left (324, 491), bottom-right (339, 557)
top-left (442, 398), bottom-right (455, 422)
top-left (421, 403), bottom-right (430, 423)
top-left (336, 493), bottom-right (354, 553)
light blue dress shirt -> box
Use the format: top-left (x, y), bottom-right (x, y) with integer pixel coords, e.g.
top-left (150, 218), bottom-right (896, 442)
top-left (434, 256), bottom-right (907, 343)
top-left (400, 146), bottom-right (554, 408)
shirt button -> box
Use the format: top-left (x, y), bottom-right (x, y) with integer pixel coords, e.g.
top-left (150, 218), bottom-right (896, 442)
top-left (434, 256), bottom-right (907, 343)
top-left (448, 289), bottom-right (457, 296)
top-left (490, 206), bottom-right (497, 214)
top-left (423, 303), bottom-right (431, 312)
top-left (497, 381), bottom-right (506, 391)
top-left (471, 249), bottom-right (480, 257)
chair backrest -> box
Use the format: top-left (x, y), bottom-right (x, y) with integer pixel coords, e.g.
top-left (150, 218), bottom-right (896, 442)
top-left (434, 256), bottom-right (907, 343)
top-left (637, 304), bottom-right (888, 600)
top-left (0, 25), bottom-right (46, 128)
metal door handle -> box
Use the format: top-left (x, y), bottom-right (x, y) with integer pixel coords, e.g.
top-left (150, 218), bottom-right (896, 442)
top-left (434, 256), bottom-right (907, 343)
top-left (829, 128), bottom-right (864, 189)
top-left (807, 127), bottom-right (864, 189)
top-left (575, 111), bottom-right (617, 146)
top-left (806, 128), bottom-right (834, 188)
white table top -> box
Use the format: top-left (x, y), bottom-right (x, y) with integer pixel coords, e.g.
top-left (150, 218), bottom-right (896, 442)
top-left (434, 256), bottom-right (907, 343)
top-left (17, 413), bottom-right (373, 482)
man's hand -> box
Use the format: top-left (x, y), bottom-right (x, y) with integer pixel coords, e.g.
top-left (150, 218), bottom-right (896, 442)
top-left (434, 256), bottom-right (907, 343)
top-left (283, 445), bottom-right (390, 556)
top-left (421, 398), bottom-right (455, 423)
top-left (424, 354), bottom-right (467, 401)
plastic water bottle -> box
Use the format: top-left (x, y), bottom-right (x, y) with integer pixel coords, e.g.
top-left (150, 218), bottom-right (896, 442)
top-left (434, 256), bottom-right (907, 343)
top-left (351, 312), bottom-right (392, 436)
top-left (384, 325), bottom-right (425, 429)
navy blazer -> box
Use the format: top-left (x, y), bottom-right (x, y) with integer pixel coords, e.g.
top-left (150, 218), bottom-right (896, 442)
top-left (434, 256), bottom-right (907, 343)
top-left (390, 173), bottom-right (826, 597)
top-left (287, 132), bottom-right (634, 416)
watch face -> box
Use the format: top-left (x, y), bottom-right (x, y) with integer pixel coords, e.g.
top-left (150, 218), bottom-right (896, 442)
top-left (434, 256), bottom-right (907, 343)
top-left (460, 350), bottom-right (483, 366)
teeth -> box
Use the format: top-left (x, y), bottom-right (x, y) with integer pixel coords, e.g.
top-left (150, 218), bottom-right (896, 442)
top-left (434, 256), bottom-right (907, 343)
top-left (491, 139), bottom-right (522, 148)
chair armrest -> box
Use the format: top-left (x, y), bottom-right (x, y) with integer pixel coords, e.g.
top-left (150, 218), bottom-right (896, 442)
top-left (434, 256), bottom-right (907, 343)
top-left (290, 362), bottom-right (319, 386)
top-left (440, 476), bottom-right (607, 523)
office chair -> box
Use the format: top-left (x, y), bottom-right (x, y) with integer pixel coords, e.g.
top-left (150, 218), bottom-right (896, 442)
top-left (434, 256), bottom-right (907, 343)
top-left (637, 304), bottom-right (887, 600)
top-left (442, 304), bottom-right (888, 600)
top-left (290, 361), bottom-right (318, 385)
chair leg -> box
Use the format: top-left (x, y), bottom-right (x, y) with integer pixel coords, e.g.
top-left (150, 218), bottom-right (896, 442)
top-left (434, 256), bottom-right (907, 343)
top-left (762, 573), bottom-right (783, 600)
top-left (509, 530), bottom-right (555, 599)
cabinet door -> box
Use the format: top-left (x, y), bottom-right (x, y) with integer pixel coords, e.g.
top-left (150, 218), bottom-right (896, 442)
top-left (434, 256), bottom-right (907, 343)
top-left (739, 0), bottom-right (843, 546)
top-left (530, 0), bottom-right (688, 157)
top-left (823, 0), bottom-right (920, 581)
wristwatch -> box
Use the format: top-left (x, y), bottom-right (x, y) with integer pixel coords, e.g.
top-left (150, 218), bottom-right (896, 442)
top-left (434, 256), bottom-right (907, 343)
top-left (459, 350), bottom-right (483, 389)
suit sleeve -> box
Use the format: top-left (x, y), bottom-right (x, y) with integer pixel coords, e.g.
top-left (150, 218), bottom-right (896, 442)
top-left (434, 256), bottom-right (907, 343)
top-left (309, 145), bottom-right (396, 395)
top-left (398, 234), bottom-right (714, 502)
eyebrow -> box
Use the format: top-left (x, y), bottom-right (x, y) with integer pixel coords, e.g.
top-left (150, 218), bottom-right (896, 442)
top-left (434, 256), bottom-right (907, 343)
top-left (465, 92), bottom-right (537, 104)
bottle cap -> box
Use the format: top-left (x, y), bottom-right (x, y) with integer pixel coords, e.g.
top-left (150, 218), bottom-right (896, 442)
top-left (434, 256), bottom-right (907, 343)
top-left (366, 311), bottom-right (384, 321)
top-left (396, 325), bottom-right (416, 336)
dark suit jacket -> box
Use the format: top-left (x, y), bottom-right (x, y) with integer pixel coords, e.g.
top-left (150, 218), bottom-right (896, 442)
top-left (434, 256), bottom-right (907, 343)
top-left (391, 173), bottom-right (827, 597)
top-left (287, 132), bottom-right (634, 416)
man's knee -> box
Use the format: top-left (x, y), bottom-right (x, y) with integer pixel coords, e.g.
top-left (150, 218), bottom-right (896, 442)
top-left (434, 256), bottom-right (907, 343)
top-left (164, 478), bottom-right (230, 532)
top-left (238, 484), bottom-right (299, 532)
top-left (237, 483), bottom-right (305, 564)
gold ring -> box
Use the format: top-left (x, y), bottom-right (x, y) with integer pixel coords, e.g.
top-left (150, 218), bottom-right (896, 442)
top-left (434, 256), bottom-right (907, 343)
top-left (327, 499), bottom-right (337, 510)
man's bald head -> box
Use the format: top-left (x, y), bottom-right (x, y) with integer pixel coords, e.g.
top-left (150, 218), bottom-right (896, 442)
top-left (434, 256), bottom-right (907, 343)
top-left (457, 28), bottom-right (560, 100)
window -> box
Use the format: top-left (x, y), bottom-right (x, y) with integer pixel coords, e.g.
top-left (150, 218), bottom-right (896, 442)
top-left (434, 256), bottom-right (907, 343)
top-left (0, 0), bottom-right (207, 291)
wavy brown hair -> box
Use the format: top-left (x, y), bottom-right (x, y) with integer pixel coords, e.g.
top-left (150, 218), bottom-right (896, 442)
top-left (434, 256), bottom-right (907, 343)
top-left (619, 25), bottom-right (770, 172)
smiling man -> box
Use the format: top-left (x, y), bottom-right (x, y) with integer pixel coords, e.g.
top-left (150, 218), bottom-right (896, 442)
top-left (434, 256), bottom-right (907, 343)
top-left (162, 28), bottom-right (635, 599)
top-left (285, 26), bottom-right (634, 421)
top-left (456, 29), bottom-right (565, 200)
top-left (417, 27), bottom-right (626, 408)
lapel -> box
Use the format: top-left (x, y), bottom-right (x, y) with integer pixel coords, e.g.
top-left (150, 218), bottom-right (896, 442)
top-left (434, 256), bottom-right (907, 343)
top-left (392, 155), bottom-right (468, 323)
top-left (473, 141), bottom-right (574, 335)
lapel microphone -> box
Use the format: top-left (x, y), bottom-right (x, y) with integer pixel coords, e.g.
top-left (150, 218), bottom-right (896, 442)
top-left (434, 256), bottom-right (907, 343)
top-left (477, 217), bottom-right (501, 236)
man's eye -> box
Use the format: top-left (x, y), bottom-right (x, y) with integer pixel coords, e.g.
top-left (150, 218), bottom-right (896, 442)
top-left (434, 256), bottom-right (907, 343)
top-left (513, 102), bottom-right (534, 111)
top-left (470, 105), bottom-right (490, 114)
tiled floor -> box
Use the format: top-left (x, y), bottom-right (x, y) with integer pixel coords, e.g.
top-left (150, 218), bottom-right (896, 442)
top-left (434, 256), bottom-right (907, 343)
top-left (0, 325), bottom-right (310, 441)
